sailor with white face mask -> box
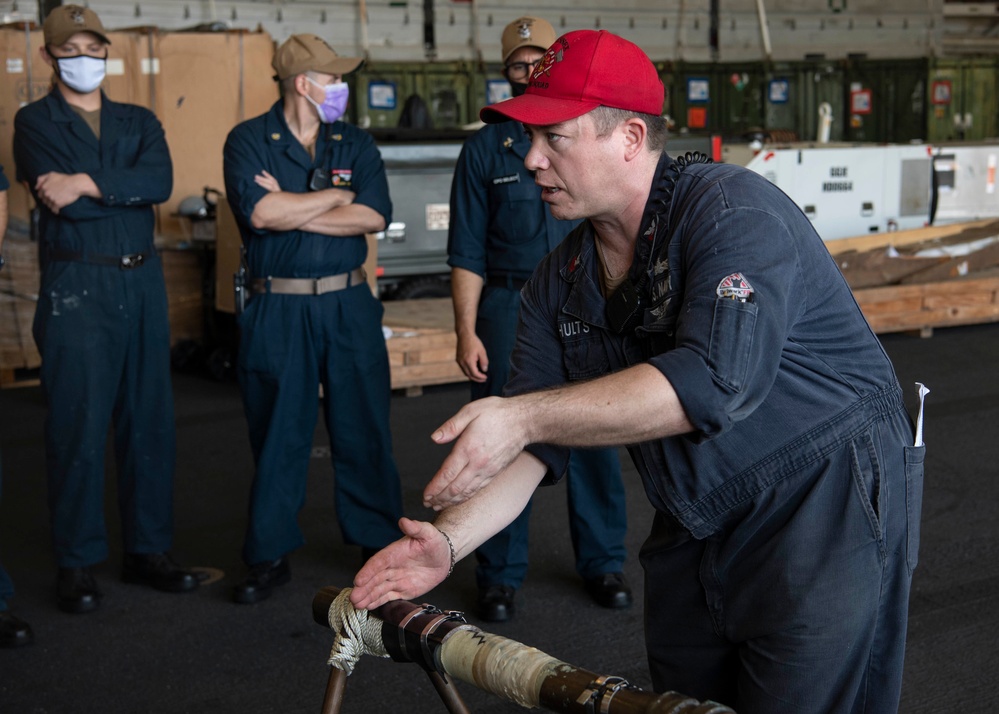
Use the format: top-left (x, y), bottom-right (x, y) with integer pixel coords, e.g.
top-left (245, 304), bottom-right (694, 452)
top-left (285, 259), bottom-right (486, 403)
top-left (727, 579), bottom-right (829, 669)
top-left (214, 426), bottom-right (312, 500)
top-left (49, 39), bottom-right (108, 94)
top-left (13, 5), bottom-right (201, 615)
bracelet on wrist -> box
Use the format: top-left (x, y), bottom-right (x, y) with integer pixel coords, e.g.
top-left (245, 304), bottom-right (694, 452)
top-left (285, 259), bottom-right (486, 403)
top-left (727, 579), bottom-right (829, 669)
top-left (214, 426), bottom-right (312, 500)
top-left (434, 526), bottom-right (456, 578)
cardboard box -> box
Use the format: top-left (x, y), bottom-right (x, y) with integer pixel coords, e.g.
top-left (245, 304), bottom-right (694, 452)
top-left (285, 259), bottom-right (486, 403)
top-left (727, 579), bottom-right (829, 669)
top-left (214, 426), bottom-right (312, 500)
top-left (155, 31), bottom-right (278, 239)
top-left (0, 25), bottom-right (278, 239)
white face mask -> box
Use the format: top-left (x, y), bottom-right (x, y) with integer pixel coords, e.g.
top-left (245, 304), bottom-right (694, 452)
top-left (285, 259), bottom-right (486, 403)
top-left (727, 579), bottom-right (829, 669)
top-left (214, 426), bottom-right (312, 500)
top-left (56, 55), bottom-right (107, 94)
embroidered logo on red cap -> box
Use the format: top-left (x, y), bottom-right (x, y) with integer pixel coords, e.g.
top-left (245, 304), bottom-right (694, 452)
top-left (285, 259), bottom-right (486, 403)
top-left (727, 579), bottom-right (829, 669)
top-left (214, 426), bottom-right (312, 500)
top-left (533, 38), bottom-right (567, 82)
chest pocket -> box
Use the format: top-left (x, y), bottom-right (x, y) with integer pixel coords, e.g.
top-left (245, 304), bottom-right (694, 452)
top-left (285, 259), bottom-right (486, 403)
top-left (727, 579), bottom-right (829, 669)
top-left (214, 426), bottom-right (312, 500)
top-left (107, 132), bottom-right (142, 167)
top-left (559, 318), bottom-right (609, 380)
top-left (489, 180), bottom-right (541, 245)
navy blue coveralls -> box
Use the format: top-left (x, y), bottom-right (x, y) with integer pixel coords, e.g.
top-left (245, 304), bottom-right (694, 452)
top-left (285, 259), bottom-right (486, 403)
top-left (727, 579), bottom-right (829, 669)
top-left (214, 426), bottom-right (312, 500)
top-left (448, 120), bottom-right (628, 589)
top-left (506, 154), bottom-right (924, 713)
top-left (0, 167), bottom-right (12, 609)
top-left (13, 90), bottom-right (178, 568)
top-left (223, 101), bottom-right (403, 565)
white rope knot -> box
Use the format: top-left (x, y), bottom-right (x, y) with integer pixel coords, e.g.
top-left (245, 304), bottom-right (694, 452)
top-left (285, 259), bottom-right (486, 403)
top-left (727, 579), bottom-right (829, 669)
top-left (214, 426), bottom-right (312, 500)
top-left (326, 587), bottom-right (390, 675)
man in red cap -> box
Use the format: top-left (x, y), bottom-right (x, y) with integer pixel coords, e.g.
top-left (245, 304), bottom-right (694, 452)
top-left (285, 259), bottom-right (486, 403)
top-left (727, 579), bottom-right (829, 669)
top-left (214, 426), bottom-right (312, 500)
top-left (353, 30), bottom-right (922, 713)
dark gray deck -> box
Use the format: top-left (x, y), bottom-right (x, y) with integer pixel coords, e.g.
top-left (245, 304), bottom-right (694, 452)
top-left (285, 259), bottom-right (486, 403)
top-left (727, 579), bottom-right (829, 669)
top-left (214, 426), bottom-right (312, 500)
top-left (1, 323), bottom-right (996, 713)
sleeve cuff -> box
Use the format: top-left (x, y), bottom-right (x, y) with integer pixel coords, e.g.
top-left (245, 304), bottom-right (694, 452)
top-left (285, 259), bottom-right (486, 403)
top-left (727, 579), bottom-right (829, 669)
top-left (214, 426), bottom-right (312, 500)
top-left (652, 349), bottom-right (730, 442)
top-left (525, 443), bottom-right (570, 486)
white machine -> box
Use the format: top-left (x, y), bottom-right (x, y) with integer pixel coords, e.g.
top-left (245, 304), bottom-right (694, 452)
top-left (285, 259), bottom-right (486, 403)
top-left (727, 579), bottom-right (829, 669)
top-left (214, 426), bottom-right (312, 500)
top-left (931, 143), bottom-right (999, 226)
top-left (744, 143), bottom-right (935, 242)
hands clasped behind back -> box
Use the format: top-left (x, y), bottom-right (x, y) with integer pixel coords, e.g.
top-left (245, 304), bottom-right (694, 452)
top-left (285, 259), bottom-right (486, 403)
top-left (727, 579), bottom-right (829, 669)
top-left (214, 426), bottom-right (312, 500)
top-left (424, 396), bottom-right (532, 511)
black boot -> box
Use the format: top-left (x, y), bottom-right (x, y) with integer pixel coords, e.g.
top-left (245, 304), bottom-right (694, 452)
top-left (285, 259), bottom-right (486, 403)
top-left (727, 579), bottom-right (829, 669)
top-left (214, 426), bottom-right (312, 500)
top-left (122, 552), bottom-right (200, 593)
top-left (232, 557), bottom-right (291, 604)
top-left (583, 572), bottom-right (633, 609)
top-left (0, 611), bottom-right (34, 647)
top-left (477, 584), bottom-right (516, 622)
top-left (56, 567), bottom-right (102, 614)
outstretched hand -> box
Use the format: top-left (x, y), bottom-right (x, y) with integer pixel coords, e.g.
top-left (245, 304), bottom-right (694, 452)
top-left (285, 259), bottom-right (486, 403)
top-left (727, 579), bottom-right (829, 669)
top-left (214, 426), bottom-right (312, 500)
top-left (350, 518), bottom-right (451, 611)
top-left (423, 397), bottom-right (529, 511)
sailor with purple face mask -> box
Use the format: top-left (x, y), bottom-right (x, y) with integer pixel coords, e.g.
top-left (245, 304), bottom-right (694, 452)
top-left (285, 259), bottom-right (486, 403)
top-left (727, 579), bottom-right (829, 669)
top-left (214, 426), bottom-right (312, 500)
top-left (303, 76), bottom-right (351, 124)
top-left (223, 35), bottom-right (403, 604)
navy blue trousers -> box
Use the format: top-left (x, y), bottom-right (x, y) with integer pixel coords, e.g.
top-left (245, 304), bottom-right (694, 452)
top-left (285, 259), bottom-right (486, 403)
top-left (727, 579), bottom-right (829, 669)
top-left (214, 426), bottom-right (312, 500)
top-left (0, 453), bottom-right (13, 610)
top-left (237, 284), bottom-right (403, 564)
top-left (33, 259), bottom-right (177, 567)
top-left (472, 285), bottom-right (628, 588)
top-left (641, 408), bottom-right (922, 713)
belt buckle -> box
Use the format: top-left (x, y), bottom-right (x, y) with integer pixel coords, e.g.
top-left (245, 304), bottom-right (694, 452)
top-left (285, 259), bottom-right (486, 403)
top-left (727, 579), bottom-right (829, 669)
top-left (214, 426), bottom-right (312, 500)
top-left (314, 275), bottom-right (339, 294)
top-left (120, 253), bottom-right (145, 269)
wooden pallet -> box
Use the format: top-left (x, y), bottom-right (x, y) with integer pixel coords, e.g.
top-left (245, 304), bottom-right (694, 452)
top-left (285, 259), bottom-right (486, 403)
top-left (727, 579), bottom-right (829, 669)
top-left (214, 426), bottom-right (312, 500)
top-left (383, 297), bottom-right (466, 395)
top-left (380, 254), bottom-right (999, 393)
top-left (831, 218), bottom-right (999, 337)
top-left (854, 271), bottom-right (999, 337)
top-left (0, 236), bottom-right (41, 384)
top-left (0, 367), bottom-right (40, 389)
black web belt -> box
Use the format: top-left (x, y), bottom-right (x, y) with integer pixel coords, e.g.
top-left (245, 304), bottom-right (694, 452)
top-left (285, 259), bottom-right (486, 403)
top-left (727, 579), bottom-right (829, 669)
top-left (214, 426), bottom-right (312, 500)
top-left (486, 274), bottom-right (528, 290)
top-left (48, 248), bottom-right (151, 269)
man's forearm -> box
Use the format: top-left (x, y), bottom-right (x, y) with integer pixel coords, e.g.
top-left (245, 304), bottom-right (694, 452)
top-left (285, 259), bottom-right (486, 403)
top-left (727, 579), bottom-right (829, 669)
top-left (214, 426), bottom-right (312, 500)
top-left (433, 451), bottom-right (546, 561)
top-left (450, 267), bottom-right (484, 338)
top-left (299, 203), bottom-right (385, 236)
top-left (519, 363), bottom-right (695, 447)
top-left (250, 188), bottom-right (351, 231)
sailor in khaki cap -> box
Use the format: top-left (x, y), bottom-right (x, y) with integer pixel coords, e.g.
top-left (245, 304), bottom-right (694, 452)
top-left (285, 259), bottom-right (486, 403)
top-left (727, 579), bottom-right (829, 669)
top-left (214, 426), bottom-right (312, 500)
top-left (445, 16), bottom-right (632, 624)
top-left (14, 4), bottom-right (201, 616)
top-left (222, 35), bottom-right (403, 604)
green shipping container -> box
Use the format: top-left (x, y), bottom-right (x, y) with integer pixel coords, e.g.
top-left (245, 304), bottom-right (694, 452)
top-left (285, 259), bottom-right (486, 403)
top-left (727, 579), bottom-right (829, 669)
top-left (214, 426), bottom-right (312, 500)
top-left (763, 60), bottom-right (846, 143)
top-left (668, 62), bottom-right (764, 138)
top-left (926, 57), bottom-right (999, 143)
top-left (842, 58), bottom-right (928, 144)
top-left (350, 61), bottom-right (476, 130)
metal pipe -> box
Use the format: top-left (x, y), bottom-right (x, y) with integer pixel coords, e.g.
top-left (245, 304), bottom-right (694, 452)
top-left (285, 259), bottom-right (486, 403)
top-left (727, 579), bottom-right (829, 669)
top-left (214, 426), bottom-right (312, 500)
top-left (427, 671), bottom-right (472, 714)
top-left (312, 587), bottom-right (736, 714)
top-left (755, 0), bottom-right (773, 62)
top-left (319, 668), bottom-right (347, 714)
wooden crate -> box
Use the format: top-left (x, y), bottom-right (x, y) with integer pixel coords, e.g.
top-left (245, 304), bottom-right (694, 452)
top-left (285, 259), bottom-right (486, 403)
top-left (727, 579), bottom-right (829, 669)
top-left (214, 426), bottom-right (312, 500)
top-left (382, 297), bottom-right (466, 394)
top-left (0, 235), bottom-right (41, 386)
top-left (855, 271), bottom-right (999, 336)
top-left (378, 263), bottom-right (999, 393)
top-left (160, 246), bottom-right (205, 346)
top-left (830, 218), bottom-right (999, 336)
top-left (0, 239), bottom-right (207, 388)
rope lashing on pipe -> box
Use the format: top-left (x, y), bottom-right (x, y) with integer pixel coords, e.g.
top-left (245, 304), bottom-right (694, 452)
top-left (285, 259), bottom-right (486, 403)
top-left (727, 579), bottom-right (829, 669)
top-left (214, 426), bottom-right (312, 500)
top-left (325, 587), bottom-right (389, 675)
top-left (313, 586), bottom-right (736, 713)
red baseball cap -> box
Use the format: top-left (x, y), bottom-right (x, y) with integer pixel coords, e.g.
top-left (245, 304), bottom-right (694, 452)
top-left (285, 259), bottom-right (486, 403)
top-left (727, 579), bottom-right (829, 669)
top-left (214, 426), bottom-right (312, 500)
top-left (480, 30), bottom-right (664, 126)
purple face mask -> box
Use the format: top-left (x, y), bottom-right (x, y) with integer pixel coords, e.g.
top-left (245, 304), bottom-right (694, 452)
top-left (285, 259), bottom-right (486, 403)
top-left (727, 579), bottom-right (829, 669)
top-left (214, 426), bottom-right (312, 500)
top-left (305, 77), bottom-right (349, 124)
